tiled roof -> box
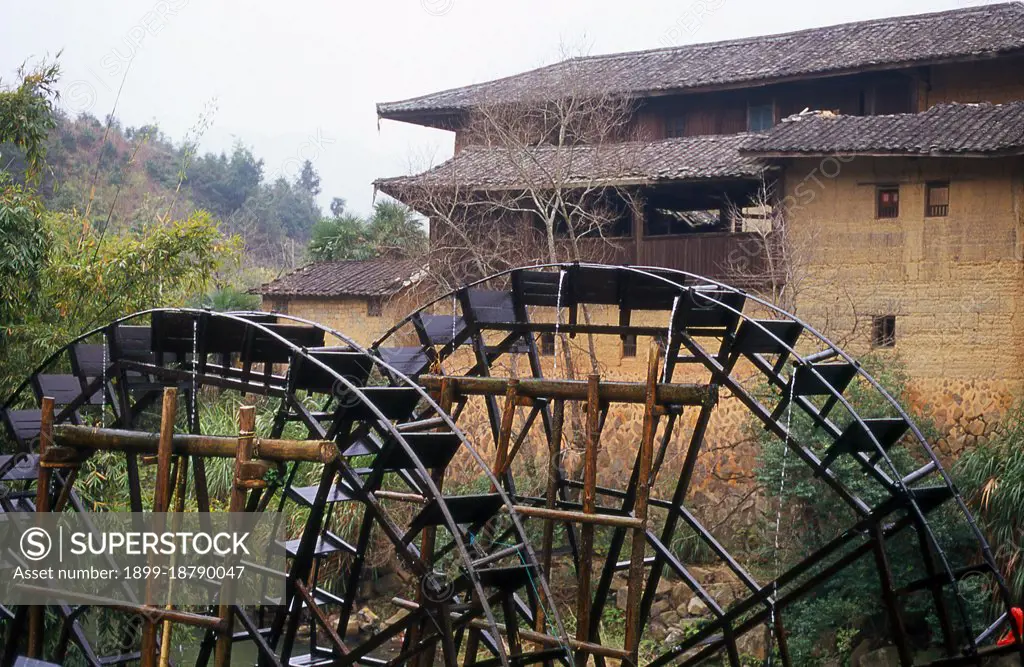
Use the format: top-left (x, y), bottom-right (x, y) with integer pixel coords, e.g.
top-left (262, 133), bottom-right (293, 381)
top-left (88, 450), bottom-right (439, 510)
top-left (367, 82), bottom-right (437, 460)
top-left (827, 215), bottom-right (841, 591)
top-left (378, 3), bottom-right (1024, 121)
top-left (375, 133), bottom-right (768, 195)
top-left (254, 258), bottom-right (425, 298)
top-left (742, 102), bottom-right (1024, 157)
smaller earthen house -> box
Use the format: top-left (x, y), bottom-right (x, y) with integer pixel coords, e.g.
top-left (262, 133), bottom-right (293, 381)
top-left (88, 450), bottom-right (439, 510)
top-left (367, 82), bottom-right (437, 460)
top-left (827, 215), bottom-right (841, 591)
top-left (253, 258), bottom-right (425, 346)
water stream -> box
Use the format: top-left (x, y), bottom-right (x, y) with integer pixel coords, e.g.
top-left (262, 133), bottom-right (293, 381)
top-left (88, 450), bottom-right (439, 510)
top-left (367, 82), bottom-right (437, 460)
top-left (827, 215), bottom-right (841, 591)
top-left (768, 375), bottom-right (796, 662)
top-left (552, 269), bottom-right (565, 375)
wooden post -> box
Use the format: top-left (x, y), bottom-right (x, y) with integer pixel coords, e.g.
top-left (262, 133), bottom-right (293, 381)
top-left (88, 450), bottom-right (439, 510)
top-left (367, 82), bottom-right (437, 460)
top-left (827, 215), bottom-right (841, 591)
top-left (412, 380), bottom-right (454, 667)
top-left (142, 388), bottom-right (177, 667)
top-left (214, 405), bottom-right (255, 667)
top-left (537, 398), bottom-right (564, 635)
top-left (625, 341), bottom-right (662, 664)
top-left (576, 375), bottom-right (600, 666)
top-left (493, 379), bottom-right (519, 481)
top-left (27, 396), bottom-right (55, 658)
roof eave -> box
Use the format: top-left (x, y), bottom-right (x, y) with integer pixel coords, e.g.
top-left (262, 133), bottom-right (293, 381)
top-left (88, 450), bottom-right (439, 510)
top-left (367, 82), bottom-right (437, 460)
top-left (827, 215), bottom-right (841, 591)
top-left (375, 48), bottom-right (1024, 122)
top-left (744, 148), bottom-right (1024, 159)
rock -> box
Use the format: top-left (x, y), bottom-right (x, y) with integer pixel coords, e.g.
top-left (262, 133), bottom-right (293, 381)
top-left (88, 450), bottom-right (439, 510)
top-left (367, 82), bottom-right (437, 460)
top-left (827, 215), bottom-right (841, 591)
top-left (660, 610), bottom-right (680, 626)
top-left (373, 573), bottom-right (403, 595)
top-left (687, 597), bottom-right (708, 616)
top-left (849, 638), bottom-right (873, 666)
top-left (650, 599), bottom-right (671, 616)
top-left (357, 606), bottom-right (380, 633)
top-left (670, 583), bottom-right (690, 608)
top-left (615, 591), bottom-right (628, 612)
top-left (687, 566), bottom-right (711, 583)
top-left (737, 630), bottom-right (767, 661)
top-left (655, 578), bottom-right (673, 595)
top-left (664, 629), bottom-right (686, 645)
top-left (707, 582), bottom-right (738, 606)
top-left (648, 622), bottom-right (668, 641)
top-left (676, 603), bottom-right (690, 617)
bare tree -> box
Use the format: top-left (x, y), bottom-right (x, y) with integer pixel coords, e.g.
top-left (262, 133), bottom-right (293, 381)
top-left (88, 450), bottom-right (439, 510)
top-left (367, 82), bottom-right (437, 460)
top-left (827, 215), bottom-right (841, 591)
top-left (380, 49), bottom-right (643, 291)
top-left (377, 46), bottom-right (647, 455)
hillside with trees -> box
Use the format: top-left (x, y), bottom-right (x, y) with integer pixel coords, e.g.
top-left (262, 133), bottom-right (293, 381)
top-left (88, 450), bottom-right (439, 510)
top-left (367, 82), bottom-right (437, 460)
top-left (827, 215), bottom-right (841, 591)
top-left (2, 110), bottom-right (326, 266)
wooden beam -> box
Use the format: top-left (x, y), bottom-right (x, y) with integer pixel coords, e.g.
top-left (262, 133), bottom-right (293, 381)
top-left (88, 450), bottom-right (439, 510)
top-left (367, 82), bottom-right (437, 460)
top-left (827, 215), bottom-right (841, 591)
top-left (625, 341), bottom-right (661, 664)
top-left (419, 375), bottom-right (714, 406)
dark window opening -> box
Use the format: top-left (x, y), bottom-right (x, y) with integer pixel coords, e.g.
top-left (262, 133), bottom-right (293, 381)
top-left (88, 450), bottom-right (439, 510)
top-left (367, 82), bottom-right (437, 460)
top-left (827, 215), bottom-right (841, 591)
top-left (666, 115), bottom-right (687, 138)
top-left (876, 186), bottom-right (899, 219)
top-left (367, 298), bottom-right (383, 317)
top-left (926, 181), bottom-right (950, 218)
top-left (622, 334), bottom-right (637, 358)
top-left (872, 315), bottom-right (896, 348)
top-left (747, 103), bottom-right (774, 132)
top-left (540, 332), bottom-right (555, 356)
top-left (645, 207), bottom-right (723, 236)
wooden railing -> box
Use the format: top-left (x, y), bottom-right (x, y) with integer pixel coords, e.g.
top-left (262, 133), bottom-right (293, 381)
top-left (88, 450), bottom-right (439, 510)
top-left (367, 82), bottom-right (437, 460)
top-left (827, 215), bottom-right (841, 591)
top-left (573, 232), bottom-right (775, 286)
top-left (637, 232), bottom-right (772, 284)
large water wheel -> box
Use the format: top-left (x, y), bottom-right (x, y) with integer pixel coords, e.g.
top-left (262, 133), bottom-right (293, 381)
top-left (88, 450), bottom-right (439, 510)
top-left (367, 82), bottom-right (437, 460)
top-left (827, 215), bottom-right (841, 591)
top-left (0, 263), bottom-right (1019, 666)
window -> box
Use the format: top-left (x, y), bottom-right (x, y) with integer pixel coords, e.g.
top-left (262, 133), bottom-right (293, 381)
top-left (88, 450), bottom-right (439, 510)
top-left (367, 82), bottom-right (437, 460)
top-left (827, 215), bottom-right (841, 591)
top-left (747, 103), bottom-right (774, 132)
top-left (926, 181), bottom-right (950, 217)
top-left (367, 298), bottom-right (382, 317)
top-left (872, 315), bottom-right (896, 348)
top-left (622, 334), bottom-right (637, 358)
top-left (645, 207), bottom-right (723, 236)
top-left (666, 115), bottom-right (687, 138)
top-left (539, 332), bottom-right (555, 356)
top-left (876, 186), bottom-right (900, 219)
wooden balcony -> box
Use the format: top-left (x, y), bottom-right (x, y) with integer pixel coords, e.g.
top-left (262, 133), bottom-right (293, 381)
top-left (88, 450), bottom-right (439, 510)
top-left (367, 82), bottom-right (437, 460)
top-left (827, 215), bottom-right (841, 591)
top-left (576, 231), bottom-right (775, 287)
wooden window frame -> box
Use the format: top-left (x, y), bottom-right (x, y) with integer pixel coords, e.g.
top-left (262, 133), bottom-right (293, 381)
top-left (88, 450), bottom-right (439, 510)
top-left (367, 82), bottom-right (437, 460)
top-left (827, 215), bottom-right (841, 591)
top-left (665, 115), bottom-right (687, 139)
top-left (876, 185), bottom-right (900, 219)
top-left (367, 298), bottom-right (383, 317)
top-left (871, 315), bottom-right (896, 348)
top-left (925, 181), bottom-right (950, 218)
top-left (539, 332), bottom-right (555, 356)
top-left (622, 334), bottom-right (637, 358)
top-left (747, 102), bottom-right (775, 132)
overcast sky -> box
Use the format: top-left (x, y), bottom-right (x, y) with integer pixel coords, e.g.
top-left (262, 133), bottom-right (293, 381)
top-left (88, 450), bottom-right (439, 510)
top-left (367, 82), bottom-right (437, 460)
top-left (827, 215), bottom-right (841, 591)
top-left (1, 0), bottom-right (1002, 215)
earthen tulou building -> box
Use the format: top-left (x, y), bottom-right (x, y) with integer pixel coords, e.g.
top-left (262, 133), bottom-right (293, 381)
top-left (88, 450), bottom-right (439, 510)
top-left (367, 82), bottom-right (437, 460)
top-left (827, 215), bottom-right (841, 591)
top-left (360, 3), bottom-right (1024, 461)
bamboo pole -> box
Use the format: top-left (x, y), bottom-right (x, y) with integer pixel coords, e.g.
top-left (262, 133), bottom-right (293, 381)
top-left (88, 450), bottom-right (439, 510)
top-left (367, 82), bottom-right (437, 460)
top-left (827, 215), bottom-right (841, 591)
top-left (391, 598), bottom-right (630, 661)
top-left (419, 375), bottom-right (713, 406)
top-left (27, 396), bottom-right (54, 659)
top-left (625, 341), bottom-right (662, 664)
top-left (159, 451), bottom-right (190, 667)
top-left (13, 585), bottom-right (224, 629)
top-left (52, 424), bottom-right (335, 463)
top-left (214, 405), bottom-right (255, 667)
top-left (576, 375), bottom-right (601, 667)
top-left (511, 506), bottom-right (642, 528)
top-left (142, 388), bottom-right (177, 667)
